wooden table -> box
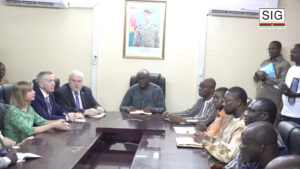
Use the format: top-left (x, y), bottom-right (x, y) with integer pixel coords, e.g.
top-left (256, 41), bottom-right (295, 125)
top-left (9, 112), bottom-right (209, 169)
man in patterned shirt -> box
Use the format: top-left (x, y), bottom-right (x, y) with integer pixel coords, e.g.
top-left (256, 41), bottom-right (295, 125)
top-left (162, 78), bottom-right (217, 125)
top-left (204, 86), bottom-right (247, 165)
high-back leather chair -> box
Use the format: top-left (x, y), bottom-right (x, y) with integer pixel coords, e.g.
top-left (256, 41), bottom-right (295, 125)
top-left (32, 78), bottom-right (60, 91)
top-left (1, 83), bottom-right (14, 104)
top-left (278, 121), bottom-right (300, 155)
top-left (130, 73), bottom-right (165, 97)
top-left (0, 103), bottom-right (8, 131)
top-left (0, 85), bottom-right (4, 104)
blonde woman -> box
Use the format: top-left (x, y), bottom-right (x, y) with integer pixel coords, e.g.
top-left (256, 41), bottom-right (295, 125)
top-left (4, 81), bottom-right (71, 143)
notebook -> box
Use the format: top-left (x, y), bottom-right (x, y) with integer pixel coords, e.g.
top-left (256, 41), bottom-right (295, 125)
top-left (175, 137), bottom-right (203, 148)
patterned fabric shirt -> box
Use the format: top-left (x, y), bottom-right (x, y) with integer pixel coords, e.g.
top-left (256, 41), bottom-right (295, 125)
top-left (120, 83), bottom-right (166, 114)
top-left (256, 55), bottom-right (290, 107)
top-left (205, 109), bottom-right (233, 136)
top-left (204, 116), bottom-right (245, 163)
top-left (176, 97), bottom-right (217, 125)
top-left (4, 105), bottom-right (47, 143)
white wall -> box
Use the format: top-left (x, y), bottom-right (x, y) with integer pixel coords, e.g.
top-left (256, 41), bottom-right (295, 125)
top-left (204, 0), bottom-right (300, 98)
top-left (97, 0), bottom-right (204, 111)
top-left (0, 4), bottom-right (93, 85)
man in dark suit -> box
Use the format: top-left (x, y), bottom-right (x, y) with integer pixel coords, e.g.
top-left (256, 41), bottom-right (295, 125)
top-left (31, 71), bottom-right (83, 121)
top-left (54, 70), bottom-right (104, 116)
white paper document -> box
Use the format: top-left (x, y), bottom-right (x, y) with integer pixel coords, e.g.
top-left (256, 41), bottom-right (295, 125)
top-left (89, 113), bottom-right (106, 118)
top-left (173, 127), bottom-right (196, 135)
top-left (175, 137), bottom-right (203, 148)
top-left (74, 118), bottom-right (86, 123)
top-left (17, 152), bottom-right (42, 163)
top-left (129, 110), bottom-right (152, 115)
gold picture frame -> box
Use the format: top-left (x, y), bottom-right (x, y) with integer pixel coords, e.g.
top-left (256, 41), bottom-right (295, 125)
top-left (123, 0), bottom-right (167, 60)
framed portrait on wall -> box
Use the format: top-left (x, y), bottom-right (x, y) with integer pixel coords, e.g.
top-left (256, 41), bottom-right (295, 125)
top-left (123, 0), bottom-right (167, 60)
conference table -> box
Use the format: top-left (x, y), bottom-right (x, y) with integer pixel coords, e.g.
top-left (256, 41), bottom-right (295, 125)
top-left (9, 111), bottom-right (210, 169)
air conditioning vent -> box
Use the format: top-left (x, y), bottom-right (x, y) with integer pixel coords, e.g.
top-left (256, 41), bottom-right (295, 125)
top-left (208, 0), bottom-right (277, 18)
top-left (1, 0), bottom-right (69, 8)
top-left (210, 9), bottom-right (259, 18)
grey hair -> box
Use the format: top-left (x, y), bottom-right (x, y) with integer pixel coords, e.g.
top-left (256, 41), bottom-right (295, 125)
top-left (36, 71), bottom-right (53, 84)
top-left (69, 70), bottom-right (84, 79)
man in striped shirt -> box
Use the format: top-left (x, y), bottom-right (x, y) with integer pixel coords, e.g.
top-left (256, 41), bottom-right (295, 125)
top-left (162, 78), bottom-right (217, 125)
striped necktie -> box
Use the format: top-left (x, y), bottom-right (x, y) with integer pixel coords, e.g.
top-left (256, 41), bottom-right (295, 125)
top-left (45, 96), bottom-right (52, 115)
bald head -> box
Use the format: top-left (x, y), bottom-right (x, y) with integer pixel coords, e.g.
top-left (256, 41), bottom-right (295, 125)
top-left (244, 98), bottom-right (277, 126)
top-left (137, 69), bottom-right (150, 89)
top-left (240, 121), bottom-right (278, 164)
top-left (137, 69), bottom-right (150, 77)
top-left (198, 78), bottom-right (216, 99)
top-left (202, 78), bottom-right (216, 89)
top-left (243, 121), bottom-right (277, 144)
top-left (265, 155), bottom-right (300, 169)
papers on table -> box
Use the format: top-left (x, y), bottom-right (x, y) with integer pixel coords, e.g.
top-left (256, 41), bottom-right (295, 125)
top-left (129, 110), bottom-right (152, 115)
top-left (175, 137), bottom-right (203, 148)
top-left (173, 127), bottom-right (196, 135)
top-left (17, 152), bottom-right (42, 163)
top-left (89, 113), bottom-right (106, 118)
top-left (174, 127), bottom-right (203, 149)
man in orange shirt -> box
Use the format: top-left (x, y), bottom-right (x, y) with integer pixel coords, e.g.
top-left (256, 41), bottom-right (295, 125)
top-left (194, 87), bottom-right (233, 142)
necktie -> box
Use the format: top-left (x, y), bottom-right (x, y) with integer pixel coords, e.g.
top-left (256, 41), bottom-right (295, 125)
top-left (288, 78), bottom-right (299, 105)
top-left (75, 91), bottom-right (80, 110)
top-left (45, 96), bottom-right (52, 115)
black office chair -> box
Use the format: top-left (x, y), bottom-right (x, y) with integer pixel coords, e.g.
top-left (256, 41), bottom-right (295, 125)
top-left (278, 121), bottom-right (300, 155)
top-left (129, 73), bottom-right (165, 97)
top-left (0, 103), bottom-right (8, 131)
top-left (32, 78), bottom-right (60, 91)
top-left (0, 85), bottom-right (4, 104)
top-left (1, 83), bottom-right (14, 104)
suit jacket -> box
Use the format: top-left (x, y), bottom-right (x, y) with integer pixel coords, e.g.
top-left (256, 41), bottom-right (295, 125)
top-left (31, 88), bottom-right (67, 120)
top-left (54, 83), bottom-right (100, 113)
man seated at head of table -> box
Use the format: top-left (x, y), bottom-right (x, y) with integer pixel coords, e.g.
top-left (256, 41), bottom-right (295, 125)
top-left (54, 70), bottom-right (104, 117)
top-left (120, 69), bottom-right (166, 114)
top-left (223, 98), bottom-right (287, 169)
top-left (4, 81), bottom-right (70, 144)
top-left (239, 121), bottom-right (288, 169)
top-left (265, 155), bottom-right (300, 169)
top-left (162, 78), bottom-right (217, 125)
top-left (203, 86), bottom-right (247, 166)
top-left (194, 87), bottom-right (233, 140)
top-left (31, 71), bottom-right (84, 121)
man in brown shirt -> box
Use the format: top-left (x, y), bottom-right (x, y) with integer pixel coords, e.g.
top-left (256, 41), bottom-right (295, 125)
top-left (254, 41), bottom-right (290, 124)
